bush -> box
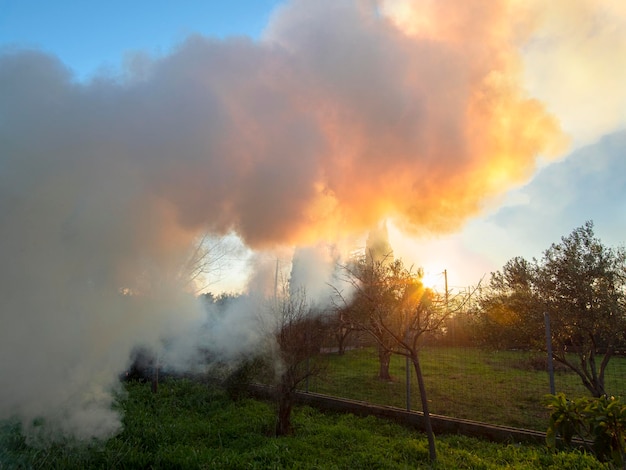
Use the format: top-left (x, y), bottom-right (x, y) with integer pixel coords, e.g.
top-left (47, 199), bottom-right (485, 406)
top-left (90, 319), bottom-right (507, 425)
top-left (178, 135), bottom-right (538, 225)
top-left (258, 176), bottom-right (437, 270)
top-left (224, 357), bottom-right (269, 401)
top-left (546, 392), bottom-right (626, 467)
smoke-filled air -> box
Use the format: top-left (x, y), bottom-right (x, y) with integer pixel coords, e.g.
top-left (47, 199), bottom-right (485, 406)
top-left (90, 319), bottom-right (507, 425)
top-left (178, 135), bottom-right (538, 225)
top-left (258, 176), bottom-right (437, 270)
top-left (1, 0), bottom-right (623, 443)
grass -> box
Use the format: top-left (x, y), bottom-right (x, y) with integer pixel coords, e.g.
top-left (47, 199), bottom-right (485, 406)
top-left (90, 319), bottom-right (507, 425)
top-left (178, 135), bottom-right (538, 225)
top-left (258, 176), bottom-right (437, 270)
top-left (306, 347), bottom-right (626, 431)
top-left (0, 379), bottom-right (609, 469)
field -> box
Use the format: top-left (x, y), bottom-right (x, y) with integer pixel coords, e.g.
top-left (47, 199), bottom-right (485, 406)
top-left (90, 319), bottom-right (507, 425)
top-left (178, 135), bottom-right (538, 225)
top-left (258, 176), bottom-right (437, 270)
top-left (306, 347), bottom-right (626, 431)
top-left (0, 379), bottom-right (608, 469)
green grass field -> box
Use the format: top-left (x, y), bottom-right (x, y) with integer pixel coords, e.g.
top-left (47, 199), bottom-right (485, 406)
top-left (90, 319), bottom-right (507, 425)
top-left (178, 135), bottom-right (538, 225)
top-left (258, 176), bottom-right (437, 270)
top-left (0, 379), bottom-right (609, 469)
top-left (306, 347), bottom-right (626, 431)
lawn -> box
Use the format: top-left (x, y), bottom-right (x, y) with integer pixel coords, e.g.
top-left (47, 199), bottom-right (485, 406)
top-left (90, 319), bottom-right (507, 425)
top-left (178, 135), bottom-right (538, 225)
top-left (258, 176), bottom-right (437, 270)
top-left (305, 347), bottom-right (626, 431)
top-left (0, 379), bottom-right (609, 469)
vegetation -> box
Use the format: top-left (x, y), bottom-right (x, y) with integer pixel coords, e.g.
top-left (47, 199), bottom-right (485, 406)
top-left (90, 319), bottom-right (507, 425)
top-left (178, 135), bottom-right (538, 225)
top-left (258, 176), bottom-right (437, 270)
top-left (269, 287), bottom-right (327, 436)
top-left (0, 379), bottom-right (609, 469)
top-left (474, 221), bottom-right (626, 397)
top-left (333, 224), bottom-right (479, 463)
top-left (547, 393), bottom-right (626, 467)
top-left (306, 347), bottom-right (626, 431)
top-left (338, 254), bottom-right (451, 462)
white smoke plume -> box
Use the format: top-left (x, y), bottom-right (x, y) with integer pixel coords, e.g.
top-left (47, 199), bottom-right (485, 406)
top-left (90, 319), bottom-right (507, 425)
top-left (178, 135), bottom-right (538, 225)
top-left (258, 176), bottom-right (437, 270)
top-left (2, 0), bottom-right (618, 442)
top-left (289, 244), bottom-right (340, 309)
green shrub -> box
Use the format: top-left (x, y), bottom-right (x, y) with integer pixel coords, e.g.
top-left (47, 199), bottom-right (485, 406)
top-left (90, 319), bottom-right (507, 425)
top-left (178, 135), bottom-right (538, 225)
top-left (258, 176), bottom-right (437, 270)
top-left (546, 392), bottom-right (626, 467)
top-left (224, 357), bottom-right (269, 401)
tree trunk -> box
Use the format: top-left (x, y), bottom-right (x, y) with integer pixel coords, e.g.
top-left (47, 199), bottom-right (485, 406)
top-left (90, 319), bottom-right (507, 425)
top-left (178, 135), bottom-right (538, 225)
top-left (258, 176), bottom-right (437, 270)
top-left (275, 389), bottom-right (294, 436)
top-left (411, 351), bottom-right (437, 463)
top-left (151, 365), bottom-right (159, 394)
top-left (378, 345), bottom-right (392, 381)
top-left (556, 353), bottom-right (608, 398)
top-left (337, 330), bottom-right (346, 355)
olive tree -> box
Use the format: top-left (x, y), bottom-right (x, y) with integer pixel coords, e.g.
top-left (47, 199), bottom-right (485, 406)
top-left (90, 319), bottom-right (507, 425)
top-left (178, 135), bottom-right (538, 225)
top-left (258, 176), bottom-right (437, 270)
top-left (339, 253), bottom-right (403, 380)
top-left (337, 255), bottom-right (474, 463)
top-left (477, 221), bottom-right (626, 397)
top-left (475, 257), bottom-right (545, 350)
top-left (537, 221), bottom-right (626, 397)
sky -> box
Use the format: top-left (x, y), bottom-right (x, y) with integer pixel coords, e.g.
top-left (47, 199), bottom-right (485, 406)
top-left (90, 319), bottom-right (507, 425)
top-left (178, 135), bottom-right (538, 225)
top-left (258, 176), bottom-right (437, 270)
top-left (1, 0), bottom-right (626, 442)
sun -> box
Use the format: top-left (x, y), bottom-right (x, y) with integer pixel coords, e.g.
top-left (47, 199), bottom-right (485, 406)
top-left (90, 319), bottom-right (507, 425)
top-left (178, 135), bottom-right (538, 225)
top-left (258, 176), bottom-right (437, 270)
top-left (420, 269), bottom-right (446, 291)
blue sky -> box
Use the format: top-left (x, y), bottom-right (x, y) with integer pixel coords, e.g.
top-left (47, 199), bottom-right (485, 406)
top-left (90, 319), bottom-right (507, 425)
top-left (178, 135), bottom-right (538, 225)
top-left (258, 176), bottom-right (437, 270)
top-left (0, 0), bottom-right (281, 80)
top-left (1, 0), bottom-right (625, 292)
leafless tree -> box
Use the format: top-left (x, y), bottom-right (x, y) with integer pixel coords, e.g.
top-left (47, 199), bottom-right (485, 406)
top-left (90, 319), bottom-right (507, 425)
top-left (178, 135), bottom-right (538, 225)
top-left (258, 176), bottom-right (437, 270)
top-left (336, 253), bottom-right (403, 380)
top-left (336, 255), bottom-right (477, 464)
top-left (265, 285), bottom-right (327, 436)
top-left (178, 234), bottom-right (242, 294)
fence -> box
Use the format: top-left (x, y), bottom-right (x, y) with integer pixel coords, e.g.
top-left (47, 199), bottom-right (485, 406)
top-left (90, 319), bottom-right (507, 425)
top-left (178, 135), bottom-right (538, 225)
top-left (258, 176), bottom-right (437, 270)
top-left (301, 345), bottom-right (626, 431)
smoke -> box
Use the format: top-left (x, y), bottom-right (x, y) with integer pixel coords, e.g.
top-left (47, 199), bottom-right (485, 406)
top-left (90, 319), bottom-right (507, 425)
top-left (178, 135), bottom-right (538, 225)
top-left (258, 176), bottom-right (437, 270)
top-left (365, 221), bottom-right (394, 264)
top-left (1, 0), bottom-right (607, 443)
top-left (289, 244), bottom-right (340, 309)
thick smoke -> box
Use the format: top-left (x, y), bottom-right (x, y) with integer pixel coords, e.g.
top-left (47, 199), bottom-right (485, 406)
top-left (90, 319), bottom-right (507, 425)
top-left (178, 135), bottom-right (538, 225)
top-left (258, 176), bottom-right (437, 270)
top-left (0, 0), bottom-right (598, 442)
top-left (289, 244), bottom-right (340, 309)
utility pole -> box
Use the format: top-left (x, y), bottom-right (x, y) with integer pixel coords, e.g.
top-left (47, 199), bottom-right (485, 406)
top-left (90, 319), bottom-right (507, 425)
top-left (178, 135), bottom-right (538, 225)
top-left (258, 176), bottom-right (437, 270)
top-left (444, 269), bottom-right (452, 343)
top-left (443, 269), bottom-right (448, 311)
top-left (544, 312), bottom-right (556, 395)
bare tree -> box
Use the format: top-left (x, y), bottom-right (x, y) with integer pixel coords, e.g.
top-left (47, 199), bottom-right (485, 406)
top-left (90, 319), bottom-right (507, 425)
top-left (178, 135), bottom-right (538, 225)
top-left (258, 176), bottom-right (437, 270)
top-left (337, 253), bottom-right (403, 380)
top-left (178, 234), bottom-right (241, 294)
top-left (328, 309), bottom-right (355, 355)
top-left (268, 286), bottom-right (327, 436)
top-left (336, 255), bottom-right (477, 464)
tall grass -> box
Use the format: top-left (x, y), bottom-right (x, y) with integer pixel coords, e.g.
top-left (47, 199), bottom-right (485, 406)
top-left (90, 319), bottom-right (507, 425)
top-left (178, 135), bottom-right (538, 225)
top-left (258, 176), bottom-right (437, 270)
top-left (0, 379), bottom-right (608, 469)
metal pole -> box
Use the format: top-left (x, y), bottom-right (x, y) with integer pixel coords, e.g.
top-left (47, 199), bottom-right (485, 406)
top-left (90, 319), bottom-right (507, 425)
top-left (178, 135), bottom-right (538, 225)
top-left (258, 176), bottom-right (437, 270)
top-left (544, 312), bottom-right (556, 395)
top-left (406, 355), bottom-right (411, 411)
top-left (444, 269), bottom-right (448, 308)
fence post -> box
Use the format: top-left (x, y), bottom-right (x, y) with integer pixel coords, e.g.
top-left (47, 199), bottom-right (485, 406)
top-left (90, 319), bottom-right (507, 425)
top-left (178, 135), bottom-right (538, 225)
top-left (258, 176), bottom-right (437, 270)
top-left (406, 355), bottom-right (411, 411)
top-left (305, 330), bottom-right (310, 393)
top-left (405, 329), bottom-right (411, 411)
top-left (544, 312), bottom-right (555, 395)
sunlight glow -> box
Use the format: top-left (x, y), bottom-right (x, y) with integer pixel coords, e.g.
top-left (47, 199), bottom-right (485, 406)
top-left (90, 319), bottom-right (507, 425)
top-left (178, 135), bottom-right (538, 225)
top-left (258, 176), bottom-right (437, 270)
top-left (420, 269), bottom-right (446, 291)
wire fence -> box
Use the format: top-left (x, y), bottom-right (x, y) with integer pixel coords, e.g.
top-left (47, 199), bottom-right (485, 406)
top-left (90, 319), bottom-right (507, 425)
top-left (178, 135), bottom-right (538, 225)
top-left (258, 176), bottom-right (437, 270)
top-left (300, 342), bottom-right (626, 432)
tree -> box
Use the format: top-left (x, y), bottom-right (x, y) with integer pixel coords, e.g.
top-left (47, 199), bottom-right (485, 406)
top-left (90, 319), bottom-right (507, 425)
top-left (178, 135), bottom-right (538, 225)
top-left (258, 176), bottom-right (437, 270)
top-left (337, 256), bottom-right (473, 464)
top-left (384, 267), bottom-right (476, 464)
top-left (537, 222), bottom-right (626, 397)
top-left (269, 286), bottom-right (326, 436)
top-left (179, 234), bottom-right (240, 294)
top-left (475, 257), bottom-right (544, 350)
top-left (339, 253), bottom-right (403, 380)
top-left (477, 222), bottom-right (626, 397)
top-left (326, 308), bottom-right (355, 355)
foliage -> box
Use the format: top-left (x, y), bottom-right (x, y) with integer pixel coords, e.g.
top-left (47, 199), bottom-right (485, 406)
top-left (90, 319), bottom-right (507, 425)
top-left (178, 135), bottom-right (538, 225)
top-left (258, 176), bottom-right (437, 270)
top-left (476, 221), bottom-right (626, 397)
top-left (546, 393), bottom-right (626, 467)
top-left (223, 356), bottom-right (269, 401)
top-left (0, 379), bottom-right (609, 469)
top-left (475, 257), bottom-right (545, 350)
top-left (337, 252), bottom-right (476, 464)
top-left (538, 222), bottom-right (626, 397)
